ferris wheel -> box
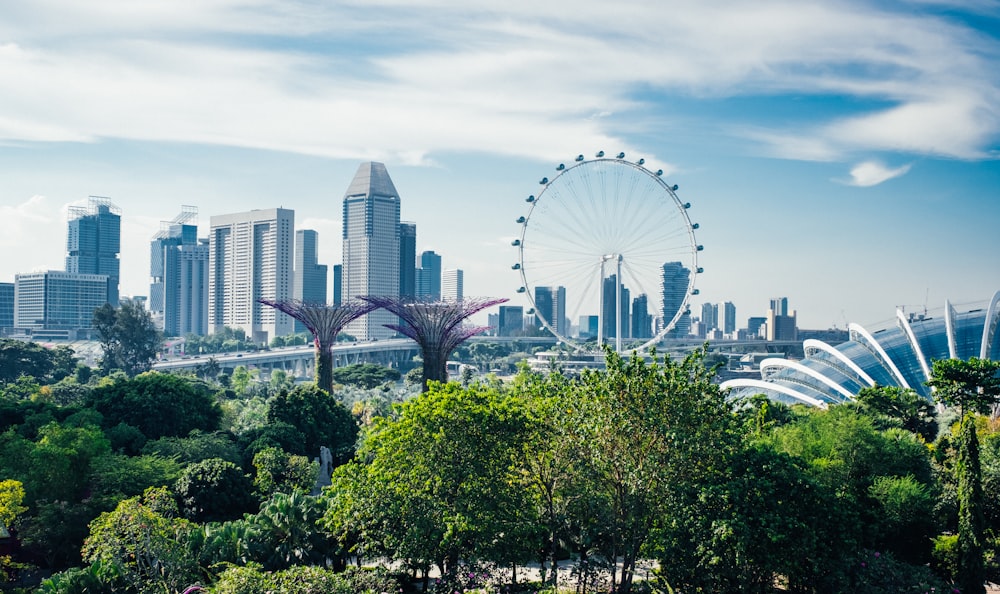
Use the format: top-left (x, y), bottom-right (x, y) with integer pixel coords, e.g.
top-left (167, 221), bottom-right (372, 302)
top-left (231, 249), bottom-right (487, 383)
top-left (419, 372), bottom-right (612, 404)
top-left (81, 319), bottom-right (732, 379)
top-left (513, 152), bottom-right (702, 352)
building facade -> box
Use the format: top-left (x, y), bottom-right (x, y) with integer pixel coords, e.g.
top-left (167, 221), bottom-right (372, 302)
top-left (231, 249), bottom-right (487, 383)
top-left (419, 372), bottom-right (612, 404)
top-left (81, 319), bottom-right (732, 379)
top-left (0, 283), bottom-right (13, 334)
top-left (661, 261), bottom-right (691, 337)
top-left (498, 305), bottom-right (525, 337)
top-left (209, 208), bottom-right (295, 343)
top-left (342, 162), bottom-right (401, 340)
top-left (14, 271), bottom-right (109, 340)
top-left (416, 250), bottom-right (442, 300)
top-left (442, 269), bottom-right (464, 301)
top-left (534, 285), bottom-right (567, 337)
top-left (399, 223), bottom-right (417, 299)
top-left (150, 208), bottom-right (208, 337)
top-left (66, 197), bottom-right (121, 306)
top-left (294, 229), bottom-right (329, 333)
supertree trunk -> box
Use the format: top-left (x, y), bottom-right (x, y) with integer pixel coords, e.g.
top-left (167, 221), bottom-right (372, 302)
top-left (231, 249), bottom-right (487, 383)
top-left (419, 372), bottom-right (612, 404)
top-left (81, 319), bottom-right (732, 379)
top-left (258, 299), bottom-right (377, 394)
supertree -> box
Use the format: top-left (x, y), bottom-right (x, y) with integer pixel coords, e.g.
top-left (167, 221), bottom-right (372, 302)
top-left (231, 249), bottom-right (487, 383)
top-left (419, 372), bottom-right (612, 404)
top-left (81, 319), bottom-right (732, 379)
top-left (257, 299), bottom-right (378, 395)
top-left (360, 296), bottom-right (508, 392)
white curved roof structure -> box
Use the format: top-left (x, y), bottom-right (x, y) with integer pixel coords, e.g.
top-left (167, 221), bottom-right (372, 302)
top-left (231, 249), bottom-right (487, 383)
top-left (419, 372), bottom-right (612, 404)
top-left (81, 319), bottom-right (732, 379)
top-left (727, 292), bottom-right (1000, 406)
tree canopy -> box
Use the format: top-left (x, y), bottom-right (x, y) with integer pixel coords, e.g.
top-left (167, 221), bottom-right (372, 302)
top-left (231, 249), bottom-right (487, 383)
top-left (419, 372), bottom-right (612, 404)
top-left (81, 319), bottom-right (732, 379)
top-left (92, 299), bottom-right (163, 377)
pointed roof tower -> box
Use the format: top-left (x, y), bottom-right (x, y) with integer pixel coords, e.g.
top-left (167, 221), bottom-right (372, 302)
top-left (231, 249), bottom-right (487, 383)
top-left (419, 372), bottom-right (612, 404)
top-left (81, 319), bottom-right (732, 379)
top-left (344, 162), bottom-right (399, 199)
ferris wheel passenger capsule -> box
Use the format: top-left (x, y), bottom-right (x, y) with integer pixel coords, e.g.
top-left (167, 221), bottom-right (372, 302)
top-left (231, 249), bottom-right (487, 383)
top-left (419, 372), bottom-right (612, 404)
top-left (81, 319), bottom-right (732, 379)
top-left (655, 169), bottom-right (663, 176)
top-left (692, 289), bottom-right (700, 295)
top-left (526, 195), bottom-right (535, 203)
top-left (516, 216), bottom-right (526, 223)
top-left (692, 223), bottom-right (699, 229)
top-left (595, 150), bottom-right (605, 157)
top-left (684, 203), bottom-right (691, 209)
top-left (697, 267), bottom-right (704, 273)
top-left (517, 287), bottom-right (526, 293)
top-left (511, 263), bottom-right (520, 270)
top-left (617, 152), bottom-right (625, 159)
top-left (539, 177), bottom-right (548, 184)
top-left (696, 245), bottom-right (704, 251)
top-left (672, 184), bottom-right (679, 191)
top-left (638, 158), bottom-right (645, 165)
top-left (511, 239), bottom-right (521, 246)
top-left (575, 154), bottom-right (585, 161)
top-left (556, 164), bottom-right (565, 171)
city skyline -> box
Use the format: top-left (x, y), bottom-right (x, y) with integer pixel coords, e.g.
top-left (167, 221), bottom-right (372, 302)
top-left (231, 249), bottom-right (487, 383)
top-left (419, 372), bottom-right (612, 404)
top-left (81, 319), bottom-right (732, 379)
top-left (0, 2), bottom-right (998, 330)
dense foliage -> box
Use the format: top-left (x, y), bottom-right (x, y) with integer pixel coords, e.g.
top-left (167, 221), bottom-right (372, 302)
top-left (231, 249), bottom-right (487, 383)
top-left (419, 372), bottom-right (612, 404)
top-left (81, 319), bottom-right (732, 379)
top-left (6, 340), bottom-right (1000, 594)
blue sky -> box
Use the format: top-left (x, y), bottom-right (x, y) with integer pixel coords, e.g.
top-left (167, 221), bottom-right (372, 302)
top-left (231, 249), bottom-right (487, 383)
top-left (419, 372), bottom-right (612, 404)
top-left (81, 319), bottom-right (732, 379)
top-left (1, 0), bottom-right (998, 330)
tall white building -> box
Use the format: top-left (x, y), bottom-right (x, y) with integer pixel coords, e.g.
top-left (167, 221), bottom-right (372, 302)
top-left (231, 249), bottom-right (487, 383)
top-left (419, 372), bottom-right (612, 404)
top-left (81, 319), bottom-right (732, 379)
top-left (208, 208), bottom-right (294, 343)
top-left (342, 162), bottom-right (400, 340)
top-left (442, 268), bottom-right (464, 301)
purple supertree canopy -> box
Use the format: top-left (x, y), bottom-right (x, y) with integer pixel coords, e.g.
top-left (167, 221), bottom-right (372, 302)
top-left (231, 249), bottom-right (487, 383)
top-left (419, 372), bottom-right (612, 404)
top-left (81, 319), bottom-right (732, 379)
top-left (359, 296), bottom-right (507, 354)
top-left (257, 299), bottom-right (378, 346)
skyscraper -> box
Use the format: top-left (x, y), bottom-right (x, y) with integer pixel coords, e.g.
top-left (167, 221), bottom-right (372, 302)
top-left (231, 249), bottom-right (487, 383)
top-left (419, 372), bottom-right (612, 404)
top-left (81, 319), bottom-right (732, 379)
top-left (498, 305), bottom-right (524, 337)
top-left (720, 301), bottom-right (737, 335)
top-left (150, 207), bottom-right (207, 337)
top-left (442, 269), bottom-right (464, 301)
top-left (399, 223), bottom-right (417, 299)
top-left (209, 208), bottom-right (294, 343)
top-left (332, 264), bottom-right (342, 306)
top-left (701, 302), bottom-right (718, 330)
top-left (661, 261), bottom-right (691, 337)
top-left (534, 285), bottom-right (567, 337)
top-left (66, 197), bottom-right (121, 305)
top-left (0, 283), bottom-right (14, 333)
top-left (770, 297), bottom-right (789, 317)
top-left (416, 250), bottom-right (442, 299)
top-left (294, 229), bottom-right (329, 332)
top-left (601, 275), bottom-right (630, 339)
top-left (342, 162), bottom-right (401, 340)
top-left (632, 294), bottom-right (652, 339)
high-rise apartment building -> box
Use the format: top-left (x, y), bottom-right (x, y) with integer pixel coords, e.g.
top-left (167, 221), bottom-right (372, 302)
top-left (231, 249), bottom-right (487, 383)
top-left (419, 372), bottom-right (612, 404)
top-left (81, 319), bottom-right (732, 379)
top-left (767, 305), bottom-right (798, 341)
top-left (150, 207), bottom-right (208, 337)
top-left (416, 250), bottom-right (442, 300)
top-left (342, 162), bottom-right (400, 340)
top-left (442, 269), bottom-right (464, 301)
top-left (661, 261), bottom-right (691, 337)
top-left (294, 229), bottom-right (329, 333)
top-left (14, 271), bottom-right (109, 340)
top-left (209, 208), bottom-right (294, 343)
top-left (66, 197), bottom-right (121, 305)
top-left (399, 223), bottom-right (417, 299)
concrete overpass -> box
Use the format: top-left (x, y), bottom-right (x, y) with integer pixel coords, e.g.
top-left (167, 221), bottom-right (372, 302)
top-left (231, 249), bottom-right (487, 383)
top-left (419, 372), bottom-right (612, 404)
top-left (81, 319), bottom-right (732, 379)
top-left (152, 338), bottom-right (420, 378)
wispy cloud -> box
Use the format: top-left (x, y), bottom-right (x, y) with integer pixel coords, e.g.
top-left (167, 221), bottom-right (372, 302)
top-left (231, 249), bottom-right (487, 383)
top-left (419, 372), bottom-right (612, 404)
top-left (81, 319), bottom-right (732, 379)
top-left (0, 1), bottom-right (996, 165)
top-left (842, 161), bottom-right (913, 187)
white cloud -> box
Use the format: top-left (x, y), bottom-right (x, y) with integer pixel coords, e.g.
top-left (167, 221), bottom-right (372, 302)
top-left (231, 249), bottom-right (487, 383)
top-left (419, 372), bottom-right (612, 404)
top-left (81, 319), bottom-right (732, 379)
top-left (0, 196), bottom-right (63, 277)
top-left (0, 0), bottom-right (996, 165)
top-left (843, 161), bottom-right (913, 187)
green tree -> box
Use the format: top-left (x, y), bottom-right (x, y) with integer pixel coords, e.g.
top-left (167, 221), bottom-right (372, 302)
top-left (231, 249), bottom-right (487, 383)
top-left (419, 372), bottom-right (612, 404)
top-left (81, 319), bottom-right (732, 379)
top-left (928, 357), bottom-right (1000, 594)
top-left (174, 458), bottom-right (257, 523)
top-left (92, 298), bottom-right (163, 377)
top-left (252, 446), bottom-right (317, 499)
top-left (0, 479), bottom-right (26, 528)
top-left (331, 363), bottom-right (401, 389)
top-left (265, 384), bottom-right (358, 462)
top-left (324, 381), bottom-right (533, 580)
top-left (87, 372), bottom-right (222, 439)
top-left (82, 486), bottom-right (199, 594)
top-left (0, 338), bottom-right (57, 384)
top-left (856, 384), bottom-right (938, 442)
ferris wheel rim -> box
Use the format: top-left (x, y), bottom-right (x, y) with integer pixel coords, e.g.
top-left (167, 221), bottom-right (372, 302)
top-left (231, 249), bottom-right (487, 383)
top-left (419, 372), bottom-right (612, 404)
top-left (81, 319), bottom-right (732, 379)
top-left (515, 154), bottom-right (700, 353)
